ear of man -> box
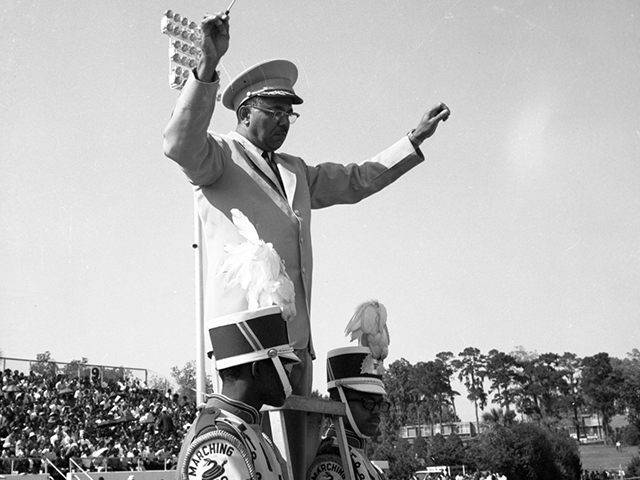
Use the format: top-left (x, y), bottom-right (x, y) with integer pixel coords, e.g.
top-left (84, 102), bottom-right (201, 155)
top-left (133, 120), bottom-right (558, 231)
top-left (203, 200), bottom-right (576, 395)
top-left (236, 97), bottom-right (267, 124)
top-left (250, 361), bottom-right (260, 378)
top-left (250, 359), bottom-right (277, 387)
top-left (251, 359), bottom-right (270, 381)
top-left (237, 105), bottom-right (251, 124)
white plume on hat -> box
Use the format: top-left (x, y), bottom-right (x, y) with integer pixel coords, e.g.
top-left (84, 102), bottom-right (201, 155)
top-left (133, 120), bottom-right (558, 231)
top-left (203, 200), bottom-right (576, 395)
top-left (219, 209), bottom-right (296, 321)
top-left (344, 300), bottom-right (390, 370)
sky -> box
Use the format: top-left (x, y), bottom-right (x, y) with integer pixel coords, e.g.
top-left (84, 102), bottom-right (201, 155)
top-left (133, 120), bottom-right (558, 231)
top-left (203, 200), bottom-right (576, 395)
top-left (1, 0), bottom-right (639, 422)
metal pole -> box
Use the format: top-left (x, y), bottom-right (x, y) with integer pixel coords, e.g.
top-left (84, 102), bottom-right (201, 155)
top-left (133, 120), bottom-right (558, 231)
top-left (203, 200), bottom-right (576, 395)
top-left (194, 199), bottom-right (206, 402)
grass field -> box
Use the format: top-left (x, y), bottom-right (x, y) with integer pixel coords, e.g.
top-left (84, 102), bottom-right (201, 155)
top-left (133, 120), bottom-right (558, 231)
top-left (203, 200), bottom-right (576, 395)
top-left (579, 443), bottom-right (639, 472)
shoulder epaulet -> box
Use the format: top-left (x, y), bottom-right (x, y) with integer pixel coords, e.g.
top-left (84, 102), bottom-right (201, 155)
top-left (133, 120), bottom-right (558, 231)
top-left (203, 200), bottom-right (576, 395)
top-left (194, 405), bottom-right (223, 437)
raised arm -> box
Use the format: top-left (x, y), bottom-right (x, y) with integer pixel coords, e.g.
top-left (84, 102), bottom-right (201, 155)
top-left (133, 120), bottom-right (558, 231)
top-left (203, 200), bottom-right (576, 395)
top-left (162, 12), bottom-right (231, 185)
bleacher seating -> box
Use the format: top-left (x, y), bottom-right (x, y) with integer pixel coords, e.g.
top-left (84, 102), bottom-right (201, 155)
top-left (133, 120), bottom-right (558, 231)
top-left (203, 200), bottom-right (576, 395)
top-left (0, 368), bottom-right (196, 477)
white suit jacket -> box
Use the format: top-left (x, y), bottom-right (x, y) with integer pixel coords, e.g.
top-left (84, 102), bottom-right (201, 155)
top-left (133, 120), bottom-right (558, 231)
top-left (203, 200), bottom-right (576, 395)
top-left (164, 74), bottom-right (425, 356)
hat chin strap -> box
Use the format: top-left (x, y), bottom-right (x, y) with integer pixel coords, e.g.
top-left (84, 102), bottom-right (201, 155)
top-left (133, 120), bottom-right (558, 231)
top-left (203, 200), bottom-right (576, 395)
top-left (271, 356), bottom-right (292, 399)
top-left (337, 385), bottom-right (369, 440)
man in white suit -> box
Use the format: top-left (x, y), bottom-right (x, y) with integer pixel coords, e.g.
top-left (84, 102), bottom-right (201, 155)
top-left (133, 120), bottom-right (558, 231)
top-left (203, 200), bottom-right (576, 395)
top-left (164, 12), bottom-right (450, 479)
top-left (163, 11), bottom-right (451, 397)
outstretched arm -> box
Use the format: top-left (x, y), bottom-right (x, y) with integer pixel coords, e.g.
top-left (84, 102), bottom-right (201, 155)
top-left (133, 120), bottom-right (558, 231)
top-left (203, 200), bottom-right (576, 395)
top-left (304, 102), bottom-right (451, 208)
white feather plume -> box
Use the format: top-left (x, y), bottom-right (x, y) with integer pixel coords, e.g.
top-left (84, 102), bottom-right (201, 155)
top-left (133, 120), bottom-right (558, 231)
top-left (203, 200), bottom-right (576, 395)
top-left (219, 209), bottom-right (296, 321)
top-left (344, 300), bottom-right (390, 361)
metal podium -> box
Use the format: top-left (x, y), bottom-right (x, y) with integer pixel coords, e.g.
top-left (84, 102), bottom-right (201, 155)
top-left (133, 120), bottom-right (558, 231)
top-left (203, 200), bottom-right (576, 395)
top-left (263, 395), bottom-right (356, 480)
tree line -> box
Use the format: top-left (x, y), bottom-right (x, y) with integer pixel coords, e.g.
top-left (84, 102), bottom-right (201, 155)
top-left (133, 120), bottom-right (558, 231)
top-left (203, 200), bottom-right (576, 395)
top-left (364, 347), bottom-right (640, 480)
top-left (381, 347), bottom-right (640, 443)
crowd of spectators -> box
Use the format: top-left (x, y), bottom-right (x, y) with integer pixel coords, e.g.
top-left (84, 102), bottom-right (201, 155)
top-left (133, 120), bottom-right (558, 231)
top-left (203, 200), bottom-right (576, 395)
top-left (3, 369), bottom-right (630, 480)
top-left (0, 368), bottom-right (197, 477)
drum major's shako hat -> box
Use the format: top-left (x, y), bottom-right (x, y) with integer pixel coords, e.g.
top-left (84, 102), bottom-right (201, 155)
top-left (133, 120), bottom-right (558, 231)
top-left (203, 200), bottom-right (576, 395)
top-left (221, 59), bottom-right (304, 111)
top-left (326, 346), bottom-right (387, 396)
top-left (206, 305), bottom-right (300, 371)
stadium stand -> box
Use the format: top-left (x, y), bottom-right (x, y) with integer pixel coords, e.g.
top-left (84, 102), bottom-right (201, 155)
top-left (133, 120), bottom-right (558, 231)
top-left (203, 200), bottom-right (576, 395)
top-left (0, 368), bottom-right (197, 477)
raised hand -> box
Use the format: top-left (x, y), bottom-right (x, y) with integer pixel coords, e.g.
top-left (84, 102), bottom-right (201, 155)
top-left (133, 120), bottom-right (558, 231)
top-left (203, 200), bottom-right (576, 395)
top-left (413, 102), bottom-right (451, 142)
top-left (197, 12), bottom-right (230, 81)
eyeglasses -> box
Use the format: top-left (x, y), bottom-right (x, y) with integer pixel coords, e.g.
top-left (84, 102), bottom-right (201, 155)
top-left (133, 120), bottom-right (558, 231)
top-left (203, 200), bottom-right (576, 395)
top-left (251, 106), bottom-right (300, 124)
top-left (349, 397), bottom-right (391, 413)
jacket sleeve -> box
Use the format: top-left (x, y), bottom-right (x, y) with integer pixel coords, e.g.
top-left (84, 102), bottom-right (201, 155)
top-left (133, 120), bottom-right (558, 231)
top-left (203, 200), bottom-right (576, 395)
top-left (304, 136), bottom-right (425, 209)
top-left (163, 73), bottom-right (228, 187)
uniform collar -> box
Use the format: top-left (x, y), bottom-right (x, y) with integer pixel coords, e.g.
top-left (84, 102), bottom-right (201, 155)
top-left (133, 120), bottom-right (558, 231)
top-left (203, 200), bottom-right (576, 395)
top-left (206, 393), bottom-right (261, 426)
top-left (228, 131), bottom-right (270, 159)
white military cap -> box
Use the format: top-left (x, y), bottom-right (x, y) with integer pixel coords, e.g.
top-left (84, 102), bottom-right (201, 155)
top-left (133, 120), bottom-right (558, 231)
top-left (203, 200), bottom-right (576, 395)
top-left (221, 59), bottom-right (304, 111)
